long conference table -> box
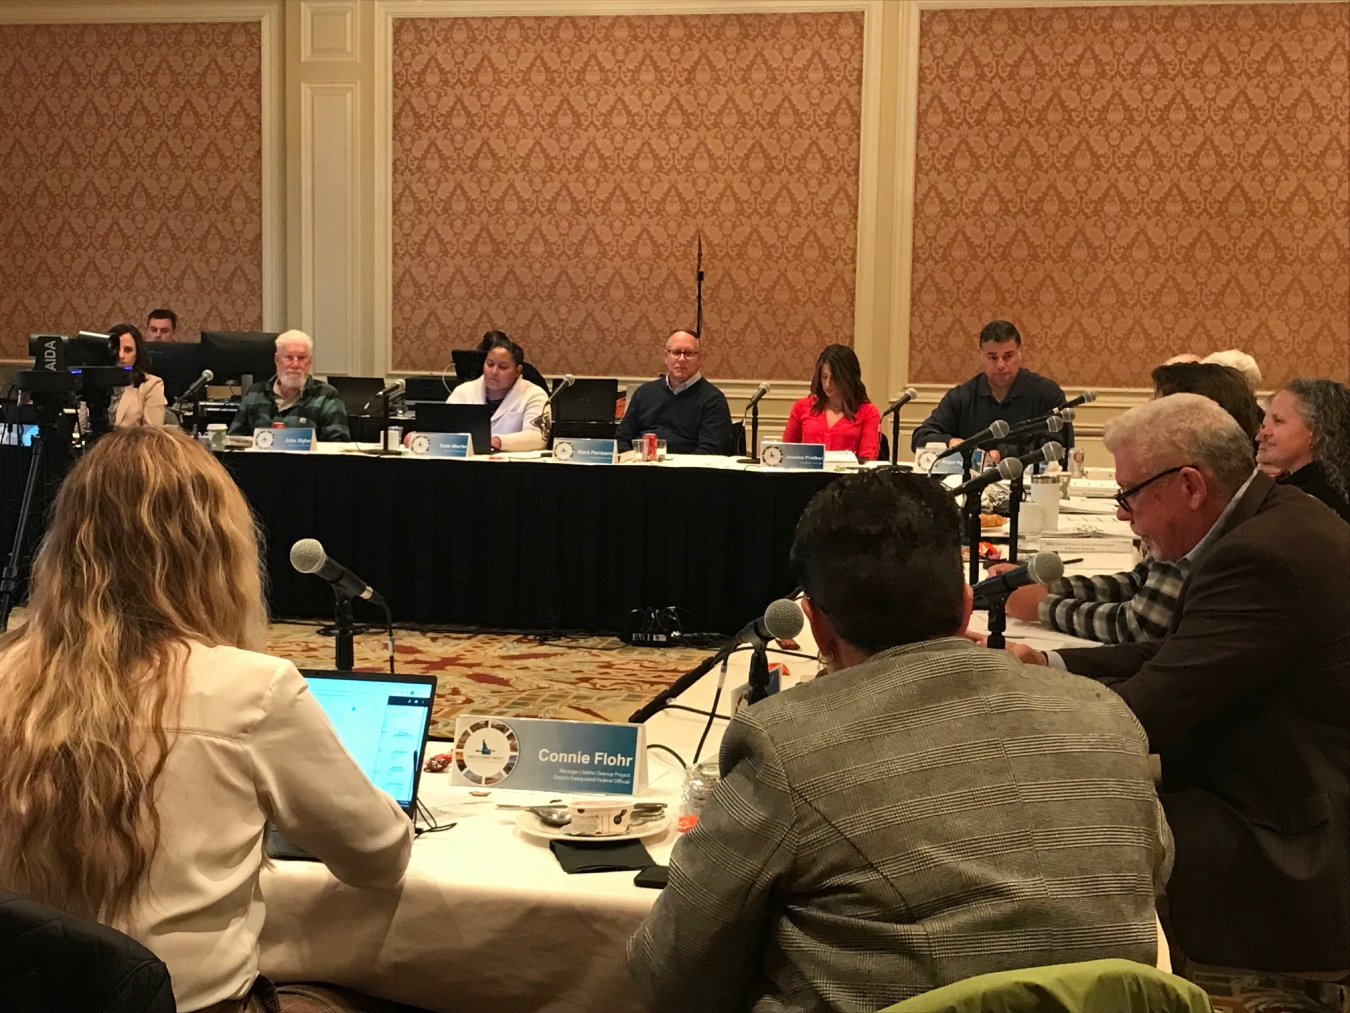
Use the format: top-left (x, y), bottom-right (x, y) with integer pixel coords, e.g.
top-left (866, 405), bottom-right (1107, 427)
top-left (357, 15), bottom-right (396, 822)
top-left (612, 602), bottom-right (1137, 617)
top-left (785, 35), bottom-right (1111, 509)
top-left (258, 505), bottom-right (1170, 1013)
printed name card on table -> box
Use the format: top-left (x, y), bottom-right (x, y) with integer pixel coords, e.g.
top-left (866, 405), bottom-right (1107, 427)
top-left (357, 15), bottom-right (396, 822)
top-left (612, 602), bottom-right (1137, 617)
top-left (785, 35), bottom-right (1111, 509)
top-left (408, 432), bottom-right (471, 458)
top-left (449, 714), bottom-right (647, 795)
top-left (552, 438), bottom-right (617, 465)
top-left (760, 441), bottom-right (825, 470)
top-left (252, 428), bottom-right (315, 452)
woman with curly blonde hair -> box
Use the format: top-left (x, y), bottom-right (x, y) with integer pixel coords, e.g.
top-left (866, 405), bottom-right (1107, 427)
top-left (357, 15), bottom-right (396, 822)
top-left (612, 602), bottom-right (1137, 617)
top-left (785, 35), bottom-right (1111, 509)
top-left (0, 427), bottom-right (411, 1012)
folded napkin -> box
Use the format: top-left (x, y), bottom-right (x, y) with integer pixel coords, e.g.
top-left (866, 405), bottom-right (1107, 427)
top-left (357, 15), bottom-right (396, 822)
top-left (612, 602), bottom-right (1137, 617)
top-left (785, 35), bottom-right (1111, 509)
top-left (549, 838), bottom-right (654, 874)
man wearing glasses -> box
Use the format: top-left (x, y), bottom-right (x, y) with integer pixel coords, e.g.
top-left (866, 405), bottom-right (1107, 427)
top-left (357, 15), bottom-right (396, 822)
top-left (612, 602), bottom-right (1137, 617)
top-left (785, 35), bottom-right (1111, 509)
top-left (616, 329), bottom-right (732, 455)
top-left (990, 393), bottom-right (1350, 979)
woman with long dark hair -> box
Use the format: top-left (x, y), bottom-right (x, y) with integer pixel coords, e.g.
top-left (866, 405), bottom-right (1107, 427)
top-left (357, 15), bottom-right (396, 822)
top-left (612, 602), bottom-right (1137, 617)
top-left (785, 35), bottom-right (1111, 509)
top-left (1257, 378), bottom-right (1350, 523)
top-left (108, 323), bottom-right (167, 427)
top-left (782, 344), bottom-right (880, 461)
top-left (0, 427), bottom-right (412, 1011)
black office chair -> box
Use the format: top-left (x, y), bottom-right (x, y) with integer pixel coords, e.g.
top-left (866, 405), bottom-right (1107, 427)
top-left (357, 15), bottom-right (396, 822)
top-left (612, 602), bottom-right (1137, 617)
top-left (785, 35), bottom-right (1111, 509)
top-left (0, 890), bottom-right (175, 1013)
top-left (878, 432), bottom-right (890, 464)
top-left (729, 421), bottom-right (746, 456)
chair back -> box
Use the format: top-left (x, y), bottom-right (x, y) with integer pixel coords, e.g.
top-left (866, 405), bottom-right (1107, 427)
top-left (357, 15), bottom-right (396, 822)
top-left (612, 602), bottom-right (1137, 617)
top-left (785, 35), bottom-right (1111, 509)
top-left (876, 958), bottom-right (1210, 1013)
top-left (0, 890), bottom-right (175, 1013)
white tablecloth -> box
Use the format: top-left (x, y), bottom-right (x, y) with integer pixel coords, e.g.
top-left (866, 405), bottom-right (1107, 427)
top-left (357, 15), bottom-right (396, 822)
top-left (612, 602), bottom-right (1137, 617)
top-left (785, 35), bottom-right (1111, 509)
top-left (259, 513), bottom-right (1166, 1011)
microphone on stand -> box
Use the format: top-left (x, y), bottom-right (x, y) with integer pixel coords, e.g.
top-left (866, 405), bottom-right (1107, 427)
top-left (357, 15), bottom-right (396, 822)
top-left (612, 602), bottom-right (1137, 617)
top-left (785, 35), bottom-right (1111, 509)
top-left (743, 382), bottom-right (771, 414)
top-left (971, 551), bottom-right (1064, 608)
top-left (979, 413), bottom-right (1065, 450)
top-left (1059, 391), bottom-right (1097, 412)
top-left (361, 378), bottom-right (405, 413)
top-left (1015, 440), bottom-right (1066, 471)
top-left (880, 388), bottom-right (918, 418)
top-left (934, 420), bottom-right (1012, 466)
top-left (626, 597), bottom-right (803, 723)
top-left (949, 456), bottom-right (1023, 499)
top-left (290, 538), bottom-right (385, 605)
top-left (176, 369), bottom-right (215, 403)
top-left (547, 374), bottom-right (577, 404)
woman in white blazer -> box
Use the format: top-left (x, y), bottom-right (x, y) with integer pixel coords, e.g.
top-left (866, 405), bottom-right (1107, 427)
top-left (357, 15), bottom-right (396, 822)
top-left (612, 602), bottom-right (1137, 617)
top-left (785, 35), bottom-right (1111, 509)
top-left (108, 323), bottom-right (167, 427)
top-left (447, 334), bottom-right (549, 451)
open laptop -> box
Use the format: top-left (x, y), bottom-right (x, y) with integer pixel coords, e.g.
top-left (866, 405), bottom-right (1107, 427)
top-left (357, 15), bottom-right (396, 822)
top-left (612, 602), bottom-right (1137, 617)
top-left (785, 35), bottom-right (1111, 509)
top-left (266, 670), bottom-right (437, 860)
top-left (326, 376), bottom-right (388, 416)
top-left (552, 378), bottom-right (618, 423)
top-left (412, 402), bottom-right (494, 455)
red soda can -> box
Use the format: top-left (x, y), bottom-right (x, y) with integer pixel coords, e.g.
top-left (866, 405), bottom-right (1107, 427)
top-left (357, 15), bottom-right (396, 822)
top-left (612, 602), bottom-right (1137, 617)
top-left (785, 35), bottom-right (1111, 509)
top-left (271, 421), bottom-right (286, 428)
top-left (642, 432), bottom-right (657, 461)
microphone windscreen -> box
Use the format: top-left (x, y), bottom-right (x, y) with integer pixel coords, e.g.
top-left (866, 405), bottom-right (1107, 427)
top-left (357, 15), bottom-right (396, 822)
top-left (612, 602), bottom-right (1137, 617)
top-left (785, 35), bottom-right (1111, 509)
top-left (1045, 415), bottom-right (1064, 433)
top-left (289, 538), bottom-right (327, 574)
top-left (1041, 441), bottom-right (1064, 462)
top-left (758, 382), bottom-right (772, 395)
top-left (763, 598), bottom-right (804, 640)
top-left (903, 387), bottom-right (917, 400)
top-left (1081, 390), bottom-right (1097, 404)
top-left (989, 419), bottom-right (1011, 439)
top-left (563, 373), bottom-right (575, 386)
top-left (1027, 551), bottom-right (1065, 585)
top-left (202, 369), bottom-right (214, 382)
top-left (1059, 407), bottom-right (1075, 422)
top-left (997, 457), bottom-right (1024, 480)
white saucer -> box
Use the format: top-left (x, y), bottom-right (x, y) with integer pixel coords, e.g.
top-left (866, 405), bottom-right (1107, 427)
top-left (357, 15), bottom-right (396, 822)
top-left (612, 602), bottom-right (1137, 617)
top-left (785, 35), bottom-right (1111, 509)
top-left (515, 810), bottom-right (673, 843)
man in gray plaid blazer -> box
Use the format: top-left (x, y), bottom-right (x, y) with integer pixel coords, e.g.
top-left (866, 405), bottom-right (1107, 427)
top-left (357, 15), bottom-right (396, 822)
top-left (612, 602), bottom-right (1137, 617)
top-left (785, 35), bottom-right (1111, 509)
top-left (629, 471), bottom-right (1171, 1013)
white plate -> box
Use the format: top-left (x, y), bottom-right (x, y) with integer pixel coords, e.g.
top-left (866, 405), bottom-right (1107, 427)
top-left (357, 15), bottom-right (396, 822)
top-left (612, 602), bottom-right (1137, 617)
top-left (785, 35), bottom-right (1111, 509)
top-left (514, 810), bottom-right (673, 843)
top-left (977, 521), bottom-right (1010, 537)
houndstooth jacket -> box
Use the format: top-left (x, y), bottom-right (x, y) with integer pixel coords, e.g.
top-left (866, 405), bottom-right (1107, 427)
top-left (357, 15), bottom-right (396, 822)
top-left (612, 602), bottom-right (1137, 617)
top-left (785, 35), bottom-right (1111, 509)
top-left (628, 637), bottom-right (1171, 1013)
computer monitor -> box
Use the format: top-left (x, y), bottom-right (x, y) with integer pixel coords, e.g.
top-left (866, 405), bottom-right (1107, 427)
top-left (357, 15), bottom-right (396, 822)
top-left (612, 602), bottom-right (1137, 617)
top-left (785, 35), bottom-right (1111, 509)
top-left (552, 378), bottom-right (618, 423)
top-left (404, 375), bottom-right (457, 401)
top-left (412, 402), bottom-right (494, 455)
top-left (326, 376), bottom-right (388, 416)
top-left (199, 331), bottom-right (279, 387)
top-left (452, 349), bottom-right (486, 380)
top-left (146, 342), bottom-right (204, 402)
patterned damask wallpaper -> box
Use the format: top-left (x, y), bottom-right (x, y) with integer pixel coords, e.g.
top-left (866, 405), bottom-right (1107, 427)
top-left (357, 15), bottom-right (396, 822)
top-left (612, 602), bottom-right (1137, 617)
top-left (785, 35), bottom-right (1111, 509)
top-left (391, 13), bottom-right (864, 378)
top-left (910, 3), bottom-right (1350, 388)
top-left (0, 22), bottom-right (263, 357)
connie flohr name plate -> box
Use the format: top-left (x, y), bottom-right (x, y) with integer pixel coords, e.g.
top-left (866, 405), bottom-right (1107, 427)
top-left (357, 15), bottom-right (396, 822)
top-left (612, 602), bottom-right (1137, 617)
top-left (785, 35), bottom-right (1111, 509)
top-left (448, 714), bottom-right (647, 795)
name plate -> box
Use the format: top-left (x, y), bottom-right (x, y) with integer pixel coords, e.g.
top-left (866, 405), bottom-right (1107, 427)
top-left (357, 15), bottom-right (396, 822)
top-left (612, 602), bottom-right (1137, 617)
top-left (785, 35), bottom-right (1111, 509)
top-left (761, 441), bottom-right (825, 470)
top-left (553, 437), bottom-right (617, 465)
top-left (252, 428), bottom-right (315, 452)
top-left (449, 714), bottom-right (647, 795)
top-left (409, 432), bottom-right (471, 458)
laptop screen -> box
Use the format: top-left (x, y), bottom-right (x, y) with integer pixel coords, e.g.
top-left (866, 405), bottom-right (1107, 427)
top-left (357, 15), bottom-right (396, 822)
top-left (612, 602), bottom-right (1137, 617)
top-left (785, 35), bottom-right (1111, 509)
top-left (301, 672), bottom-right (436, 811)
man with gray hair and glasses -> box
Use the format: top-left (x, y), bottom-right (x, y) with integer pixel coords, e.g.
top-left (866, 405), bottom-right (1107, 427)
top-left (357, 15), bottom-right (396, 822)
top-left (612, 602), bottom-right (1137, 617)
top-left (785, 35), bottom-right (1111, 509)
top-left (993, 393), bottom-right (1350, 981)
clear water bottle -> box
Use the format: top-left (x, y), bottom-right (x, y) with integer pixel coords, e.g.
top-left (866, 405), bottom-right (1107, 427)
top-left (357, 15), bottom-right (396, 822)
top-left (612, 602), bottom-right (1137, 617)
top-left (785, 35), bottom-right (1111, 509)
top-left (677, 758), bottom-right (721, 832)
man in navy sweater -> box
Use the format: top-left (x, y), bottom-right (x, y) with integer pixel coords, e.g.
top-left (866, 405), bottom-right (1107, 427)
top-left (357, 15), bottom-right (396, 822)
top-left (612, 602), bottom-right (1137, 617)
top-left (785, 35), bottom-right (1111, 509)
top-left (617, 330), bottom-right (732, 455)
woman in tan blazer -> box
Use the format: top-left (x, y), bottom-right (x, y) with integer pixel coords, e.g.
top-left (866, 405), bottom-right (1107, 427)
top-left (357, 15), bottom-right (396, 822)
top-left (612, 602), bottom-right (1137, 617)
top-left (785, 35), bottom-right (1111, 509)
top-left (109, 323), bottom-right (167, 427)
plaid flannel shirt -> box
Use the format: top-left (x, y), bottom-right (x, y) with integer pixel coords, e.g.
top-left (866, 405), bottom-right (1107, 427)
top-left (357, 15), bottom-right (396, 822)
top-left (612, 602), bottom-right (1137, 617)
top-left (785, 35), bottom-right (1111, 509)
top-left (227, 374), bottom-right (350, 442)
top-left (1038, 558), bottom-right (1188, 644)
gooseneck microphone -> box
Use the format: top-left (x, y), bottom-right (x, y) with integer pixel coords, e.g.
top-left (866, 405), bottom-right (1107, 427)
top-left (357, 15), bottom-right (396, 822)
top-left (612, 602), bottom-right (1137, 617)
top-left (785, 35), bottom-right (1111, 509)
top-left (743, 382), bottom-right (772, 413)
top-left (971, 551), bottom-right (1065, 609)
top-left (177, 369), bottom-right (215, 403)
top-left (290, 538), bottom-right (385, 605)
top-left (626, 597), bottom-right (803, 723)
top-left (361, 378), bottom-right (405, 412)
top-left (949, 456), bottom-right (1023, 499)
top-left (880, 388), bottom-right (918, 418)
top-left (934, 420), bottom-right (1012, 465)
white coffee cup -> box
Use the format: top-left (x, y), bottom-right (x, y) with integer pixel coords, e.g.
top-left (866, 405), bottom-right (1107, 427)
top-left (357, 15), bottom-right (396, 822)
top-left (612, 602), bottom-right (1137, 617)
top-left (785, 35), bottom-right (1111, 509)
top-left (565, 800), bottom-right (632, 837)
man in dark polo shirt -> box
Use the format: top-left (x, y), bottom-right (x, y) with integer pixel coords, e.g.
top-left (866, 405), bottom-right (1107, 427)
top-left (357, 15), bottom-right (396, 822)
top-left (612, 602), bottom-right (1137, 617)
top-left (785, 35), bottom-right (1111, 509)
top-left (616, 329), bottom-right (731, 455)
top-left (911, 320), bottom-right (1070, 454)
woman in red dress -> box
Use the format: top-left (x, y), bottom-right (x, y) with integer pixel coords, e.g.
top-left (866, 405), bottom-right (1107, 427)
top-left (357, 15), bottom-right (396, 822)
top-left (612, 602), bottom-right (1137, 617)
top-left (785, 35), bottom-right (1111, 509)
top-left (782, 344), bottom-right (881, 461)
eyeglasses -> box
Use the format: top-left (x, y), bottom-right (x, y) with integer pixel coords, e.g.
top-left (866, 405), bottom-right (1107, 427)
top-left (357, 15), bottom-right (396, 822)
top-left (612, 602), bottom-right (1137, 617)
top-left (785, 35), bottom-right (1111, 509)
top-left (1113, 465), bottom-right (1195, 512)
top-left (665, 349), bottom-right (699, 359)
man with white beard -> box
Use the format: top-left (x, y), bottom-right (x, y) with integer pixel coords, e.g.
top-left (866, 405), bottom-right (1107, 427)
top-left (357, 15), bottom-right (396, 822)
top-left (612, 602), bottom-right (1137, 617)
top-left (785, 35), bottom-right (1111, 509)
top-left (228, 330), bottom-right (350, 441)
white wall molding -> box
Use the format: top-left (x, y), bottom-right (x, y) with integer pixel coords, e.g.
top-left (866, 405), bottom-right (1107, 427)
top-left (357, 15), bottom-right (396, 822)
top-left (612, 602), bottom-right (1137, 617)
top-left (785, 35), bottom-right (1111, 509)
top-left (300, 81), bottom-right (361, 375)
top-left (301, 0), bottom-right (359, 62)
top-left (0, 1), bottom-right (286, 333)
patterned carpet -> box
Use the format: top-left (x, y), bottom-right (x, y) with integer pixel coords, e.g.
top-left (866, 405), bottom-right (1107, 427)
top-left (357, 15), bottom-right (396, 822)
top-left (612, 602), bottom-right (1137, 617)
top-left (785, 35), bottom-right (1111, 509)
top-left (264, 622), bottom-right (716, 738)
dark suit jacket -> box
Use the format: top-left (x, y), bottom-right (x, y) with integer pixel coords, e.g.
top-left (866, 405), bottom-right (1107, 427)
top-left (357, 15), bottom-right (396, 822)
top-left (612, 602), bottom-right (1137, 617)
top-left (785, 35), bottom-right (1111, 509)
top-left (1058, 474), bottom-right (1350, 971)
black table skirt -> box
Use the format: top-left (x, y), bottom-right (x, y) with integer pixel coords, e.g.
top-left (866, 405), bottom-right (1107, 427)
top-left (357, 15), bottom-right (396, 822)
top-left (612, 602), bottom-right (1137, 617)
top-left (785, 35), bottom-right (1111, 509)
top-left (223, 453), bottom-right (839, 634)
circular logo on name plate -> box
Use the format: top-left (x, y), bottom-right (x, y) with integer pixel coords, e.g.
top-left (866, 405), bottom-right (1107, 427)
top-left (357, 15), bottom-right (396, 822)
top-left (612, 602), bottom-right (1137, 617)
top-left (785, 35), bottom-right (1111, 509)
top-left (761, 445), bottom-right (783, 467)
top-left (253, 429), bottom-right (274, 449)
top-left (554, 440), bottom-right (574, 461)
top-left (454, 718), bottom-right (521, 785)
top-left (410, 433), bottom-right (431, 455)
